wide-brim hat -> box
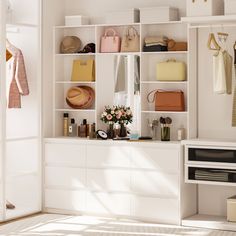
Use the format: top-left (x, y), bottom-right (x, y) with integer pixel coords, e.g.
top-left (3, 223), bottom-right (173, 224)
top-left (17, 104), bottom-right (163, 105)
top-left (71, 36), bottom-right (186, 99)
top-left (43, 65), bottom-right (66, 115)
top-left (60, 36), bottom-right (82, 54)
top-left (66, 86), bottom-right (95, 109)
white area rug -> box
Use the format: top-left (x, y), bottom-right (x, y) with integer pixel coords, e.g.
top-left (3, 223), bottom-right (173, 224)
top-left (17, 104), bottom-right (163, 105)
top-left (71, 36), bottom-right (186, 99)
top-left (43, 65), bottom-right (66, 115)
top-left (0, 214), bottom-right (236, 236)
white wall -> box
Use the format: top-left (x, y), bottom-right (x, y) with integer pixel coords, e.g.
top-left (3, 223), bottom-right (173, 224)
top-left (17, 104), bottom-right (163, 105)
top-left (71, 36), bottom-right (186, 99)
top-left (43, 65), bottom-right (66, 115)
top-left (198, 27), bottom-right (236, 140)
top-left (42, 0), bottom-right (65, 137)
top-left (65, 0), bottom-right (186, 24)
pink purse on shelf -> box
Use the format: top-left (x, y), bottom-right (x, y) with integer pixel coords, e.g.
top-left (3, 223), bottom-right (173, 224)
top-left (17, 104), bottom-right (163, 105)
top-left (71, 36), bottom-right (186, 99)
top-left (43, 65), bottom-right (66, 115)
top-left (100, 28), bottom-right (121, 53)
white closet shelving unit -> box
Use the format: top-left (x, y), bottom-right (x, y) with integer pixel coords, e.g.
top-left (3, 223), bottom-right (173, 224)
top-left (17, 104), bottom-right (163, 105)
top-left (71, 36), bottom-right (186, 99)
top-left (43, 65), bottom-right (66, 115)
top-left (181, 15), bottom-right (236, 232)
top-left (0, 0), bottom-right (42, 222)
top-left (53, 21), bottom-right (197, 141)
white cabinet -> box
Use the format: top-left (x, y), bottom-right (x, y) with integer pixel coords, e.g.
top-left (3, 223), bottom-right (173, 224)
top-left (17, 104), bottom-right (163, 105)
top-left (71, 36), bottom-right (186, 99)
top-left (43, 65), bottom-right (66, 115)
top-left (44, 139), bottom-right (188, 224)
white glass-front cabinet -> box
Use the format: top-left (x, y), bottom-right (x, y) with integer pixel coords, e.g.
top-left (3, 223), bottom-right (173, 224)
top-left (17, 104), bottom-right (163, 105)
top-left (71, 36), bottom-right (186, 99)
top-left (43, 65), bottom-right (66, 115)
top-left (0, 0), bottom-right (42, 222)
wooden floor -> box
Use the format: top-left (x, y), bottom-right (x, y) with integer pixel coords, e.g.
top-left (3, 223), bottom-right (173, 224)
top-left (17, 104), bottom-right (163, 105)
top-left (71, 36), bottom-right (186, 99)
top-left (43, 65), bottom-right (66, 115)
top-left (0, 214), bottom-right (236, 236)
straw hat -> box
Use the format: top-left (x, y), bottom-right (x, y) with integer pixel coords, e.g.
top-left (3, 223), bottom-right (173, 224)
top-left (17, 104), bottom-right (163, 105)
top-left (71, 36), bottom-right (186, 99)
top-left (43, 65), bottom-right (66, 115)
top-left (66, 86), bottom-right (95, 109)
top-left (60, 36), bottom-right (82, 54)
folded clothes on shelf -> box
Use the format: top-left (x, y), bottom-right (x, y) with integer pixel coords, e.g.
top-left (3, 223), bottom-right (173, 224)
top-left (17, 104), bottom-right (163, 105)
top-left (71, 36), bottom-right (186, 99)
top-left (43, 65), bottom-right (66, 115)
top-left (143, 35), bottom-right (168, 52)
top-left (195, 169), bottom-right (229, 182)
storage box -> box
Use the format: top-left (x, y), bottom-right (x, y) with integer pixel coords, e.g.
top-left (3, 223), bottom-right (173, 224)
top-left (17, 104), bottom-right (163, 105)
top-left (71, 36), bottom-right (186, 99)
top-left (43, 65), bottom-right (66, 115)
top-left (225, 0), bottom-right (236, 15)
top-left (227, 195), bottom-right (236, 222)
top-left (65, 15), bottom-right (90, 26)
top-left (140, 7), bottom-right (179, 23)
top-left (186, 0), bottom-right (224, 17)
top-left (105, 8), bottom-right (139, 24)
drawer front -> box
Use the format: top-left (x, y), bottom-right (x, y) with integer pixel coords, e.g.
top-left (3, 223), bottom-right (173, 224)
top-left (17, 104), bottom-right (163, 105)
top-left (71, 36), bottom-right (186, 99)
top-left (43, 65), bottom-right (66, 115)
top-left (131, 170), bottom-right (179, 197)
top-left (87, 169), bottom-right (130, 192)
top-left (45, 167), bottom-right (86, 189)
top-left (45, 143), bottom-right (86, 167)
top-left (87, 145), bottom-right (131, 168)
top-left (45, 189), bottom-right (86, 211)
top-left (131, 146), bottom-right (180, 172)
top-left (86, 191), bottom-right (131, 216)
top-left (131, 196), bottom-right (179, 224)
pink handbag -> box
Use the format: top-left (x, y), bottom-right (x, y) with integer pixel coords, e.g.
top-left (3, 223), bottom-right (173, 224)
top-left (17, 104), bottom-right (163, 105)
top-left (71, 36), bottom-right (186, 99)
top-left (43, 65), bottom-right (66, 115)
top-left (100, 28), bottom-right (121, 53)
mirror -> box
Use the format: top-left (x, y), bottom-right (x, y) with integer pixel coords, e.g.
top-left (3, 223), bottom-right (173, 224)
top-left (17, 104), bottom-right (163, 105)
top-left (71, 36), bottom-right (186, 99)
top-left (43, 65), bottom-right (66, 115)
top-left (97, 55), bottom-right (140, 133)
top-left (113, 55), bottom-right (140, 132)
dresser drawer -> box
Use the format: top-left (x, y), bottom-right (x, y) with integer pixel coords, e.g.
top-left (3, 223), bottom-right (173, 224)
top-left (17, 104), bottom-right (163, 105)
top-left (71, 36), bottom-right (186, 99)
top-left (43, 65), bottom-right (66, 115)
top-left (86, 191), bottom-right (131, 216)
top-left (45, 143), bottom-right (86, 167)
top-left (131, 146), bottom-right (180, 172)
top-left (45, 167), bottom-right (86, 189)
top-left (87, 145), bottom-right (131, 168)
top-left (45, 189), bottom-right (86, 211)
top-left (87, 169), bottom-right (130, 192)
top-left (131, 170), bottom-right (179, 197)
top-left (131, 196), bottom-right (179, 224)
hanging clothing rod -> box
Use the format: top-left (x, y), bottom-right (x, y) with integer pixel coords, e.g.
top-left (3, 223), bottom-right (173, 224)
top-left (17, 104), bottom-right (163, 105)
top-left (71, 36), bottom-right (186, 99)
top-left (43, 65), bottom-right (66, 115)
top-left (189, 23), bottom-right (236, 29)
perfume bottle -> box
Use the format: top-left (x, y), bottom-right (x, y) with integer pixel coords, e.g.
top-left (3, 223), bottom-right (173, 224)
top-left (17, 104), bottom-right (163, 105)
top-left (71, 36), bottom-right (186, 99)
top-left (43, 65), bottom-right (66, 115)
top-left (68, 118), bottom-right (77, 137)
top-left (79, 119), bottom-right (87, 138)
top-left (63, 113), bottom-right (69, 136)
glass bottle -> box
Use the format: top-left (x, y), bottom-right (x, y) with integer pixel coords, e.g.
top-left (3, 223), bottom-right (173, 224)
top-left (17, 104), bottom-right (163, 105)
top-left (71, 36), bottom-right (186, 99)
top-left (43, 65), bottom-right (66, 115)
top-left (68, 118), bottom-right (77, 137)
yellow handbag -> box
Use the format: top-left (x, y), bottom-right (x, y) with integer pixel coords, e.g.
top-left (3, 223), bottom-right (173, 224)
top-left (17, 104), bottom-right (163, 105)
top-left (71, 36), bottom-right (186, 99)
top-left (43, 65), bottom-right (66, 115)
top-left (156, 59), bottom-right (186, 81)
top-left (71, 59), bottom-right (95, 82)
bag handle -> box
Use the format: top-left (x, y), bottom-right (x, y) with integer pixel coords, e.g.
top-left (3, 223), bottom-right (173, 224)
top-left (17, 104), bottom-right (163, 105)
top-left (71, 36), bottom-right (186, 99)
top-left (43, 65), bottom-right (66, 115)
top-left (125, 26), bottom-right (138, 38)
top-left (147, 89), bottom-right (183, 103)
top-left (104, 28), bottom-right (118, 37)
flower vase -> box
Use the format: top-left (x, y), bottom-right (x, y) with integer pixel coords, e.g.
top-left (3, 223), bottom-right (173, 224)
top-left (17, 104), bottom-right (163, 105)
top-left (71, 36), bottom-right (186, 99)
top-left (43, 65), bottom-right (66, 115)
top-left (107, 123), bottom-right (115, 139)
top-left (119, 123), bottom-right (127, 137)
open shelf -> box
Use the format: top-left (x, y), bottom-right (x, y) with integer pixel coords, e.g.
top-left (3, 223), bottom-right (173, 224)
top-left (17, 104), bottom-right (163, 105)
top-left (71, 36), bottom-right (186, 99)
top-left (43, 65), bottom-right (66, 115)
top-left (182, 214), bottom-right (236, 231)
top-left (142, 111), bottom-right (188, 114)
top-left (55, 53), bottom-right (95, 57)
top-left (141, 51), bottom-right (188, 55)
top-left (141, 81), bottom-right (187, 84)
top-left (55, 81), bottom-right (96, 84)
top-left (55, 109), bottom-right (96, 112)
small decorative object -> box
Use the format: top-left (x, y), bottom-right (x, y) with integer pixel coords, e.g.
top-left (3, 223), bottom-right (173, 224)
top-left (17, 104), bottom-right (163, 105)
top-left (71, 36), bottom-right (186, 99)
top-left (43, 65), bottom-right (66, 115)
top-left (148, 119), bottom-right (159, 140)
top-left (68, 118), bottom-right (77, 137)
top-left (160, 116), bottom-right (172, 141)
top-left (177, 127), bottom-right (185, 141)
top-left (107, 122), bottom-right (115, 139)
top-left (96, 130), bottom-right (108, 140)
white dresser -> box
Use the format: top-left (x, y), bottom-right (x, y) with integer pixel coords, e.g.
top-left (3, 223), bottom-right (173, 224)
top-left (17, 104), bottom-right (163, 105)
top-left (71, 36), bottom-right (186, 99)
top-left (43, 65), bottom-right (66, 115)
top-left (44, 138), bottom-right (196, 224)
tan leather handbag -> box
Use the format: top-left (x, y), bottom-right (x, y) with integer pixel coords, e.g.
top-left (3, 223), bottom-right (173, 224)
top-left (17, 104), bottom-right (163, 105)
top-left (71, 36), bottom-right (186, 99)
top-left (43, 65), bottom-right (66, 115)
top-left (156, 59), bottom-right (186, 81)
top-left (71, 59), bottom-right (95, 82)
top-left (147, 90), bottom-right (185, 111)
top-left (121, 26), bottom-right (140, 52)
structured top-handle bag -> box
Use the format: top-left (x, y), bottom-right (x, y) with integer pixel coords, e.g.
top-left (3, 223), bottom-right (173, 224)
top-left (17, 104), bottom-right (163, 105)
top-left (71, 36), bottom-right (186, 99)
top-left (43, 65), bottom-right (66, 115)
top-left (147, 89), bottom-right (185, 111)
top-left (121, 26), bottom-right (140, 52)
top-left (100, 28), bottom-right (121, 53)
top-left (71, 59), bottom-right (95, 82)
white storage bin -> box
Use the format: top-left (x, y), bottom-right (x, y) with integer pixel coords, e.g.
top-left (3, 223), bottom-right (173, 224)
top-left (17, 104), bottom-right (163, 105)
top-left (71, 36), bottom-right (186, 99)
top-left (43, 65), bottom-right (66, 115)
top-left (105, 8), bottom-right (139, 24)
top-left (65, 15), bottom-right (90, 26)
top-left (227, 195), bottom-right (236, 222)
top-left (225, 0), bottom-right (236, 15)
top-left (140, 7), bottom-right (179, 23)
top-left (186, 0), bottom-right (224, 17)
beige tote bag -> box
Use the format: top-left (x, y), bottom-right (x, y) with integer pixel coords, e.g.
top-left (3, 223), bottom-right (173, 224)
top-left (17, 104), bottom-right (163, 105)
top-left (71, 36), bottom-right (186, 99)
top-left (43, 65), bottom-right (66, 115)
top-left (121, 26), bottom-right (140, 52)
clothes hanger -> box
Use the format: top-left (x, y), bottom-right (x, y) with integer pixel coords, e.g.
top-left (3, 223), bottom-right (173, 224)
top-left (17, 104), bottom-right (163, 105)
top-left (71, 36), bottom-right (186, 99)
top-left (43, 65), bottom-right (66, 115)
top-left (207, 33), bottom-right (221, 51)
top-left (217, 25), bottom-right (229, 44)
